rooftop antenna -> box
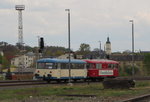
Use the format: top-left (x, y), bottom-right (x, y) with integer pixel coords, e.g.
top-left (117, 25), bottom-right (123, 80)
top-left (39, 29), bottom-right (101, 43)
top-left (15, 5), bottom-right (25, 50)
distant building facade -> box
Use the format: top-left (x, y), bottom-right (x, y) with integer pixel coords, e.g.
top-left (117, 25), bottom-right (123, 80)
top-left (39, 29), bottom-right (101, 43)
top-left (58, 53), bottom-right (83, 59)
top-left (11, 52), bottom-right (36, 68)
top-left (58, 53), bottom-right (74, 59)
top-left (0, 51), bottom-right (4, 56)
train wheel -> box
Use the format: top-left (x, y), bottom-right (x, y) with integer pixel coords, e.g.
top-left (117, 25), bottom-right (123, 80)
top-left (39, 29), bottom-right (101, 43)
top-left (73, 79), bottom-right (77, 82)
top-left (47, 80), bottom-right (51, 83)
top-left (92, 79), bottom-right (96, 82)
top-left (63, 79), bottom-right (67, 83)
top-left (43, 75), bottom-right (46, 81)
top-left (84, 79), bottom-right (87, 82)
top-left (97, 78), bottom-right (104, 82)
top-left (57, 80), bottom-right (61, 83)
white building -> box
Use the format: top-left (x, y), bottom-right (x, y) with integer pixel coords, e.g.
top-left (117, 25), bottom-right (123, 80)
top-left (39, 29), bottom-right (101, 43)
top-left (58, 53), bottom-right (74, 59)
top-left (58, 53), bottom-right (83, 59)
top-left (0, 51), bottom-right (4, 56)
top-left (11, 52), bottom-right (36, 68)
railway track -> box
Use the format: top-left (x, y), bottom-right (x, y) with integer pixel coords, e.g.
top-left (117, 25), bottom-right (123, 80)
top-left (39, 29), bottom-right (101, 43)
top-left (118, 76), bottom-right (150, 80)
top-left (0, 80), bottom-right (96, 87)
top-left (122, 94), bottom-right (150, 102)
top-left (0, 80), bottom-right (44, 83)
top-left (0, 76), bottom-right (149, 87)
top-left (0, 80), bottom-right (47, 87)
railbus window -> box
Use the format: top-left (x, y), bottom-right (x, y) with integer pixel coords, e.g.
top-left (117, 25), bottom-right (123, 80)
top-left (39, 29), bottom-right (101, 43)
top-left (37, 63), bottom-right (45, 69)
top-left (60, 63), bottom-right (85, 69)
top-left (86, 64), bottom-right (93, 69)
top-left (61, 63), bottom-right (68, 69)
top-left (86, 64), bottom-right (90, 69)
top-left (108, 64), bottom-right (111, 68)
top-left (45, 63), bottom-right (57, 69)
top-left (74, 64), bottom-right (85, 69)
top-left (114, 64), bottom-right (119, 68)
top-left (112, 64), bottom-right (115, 68)
top-left (53, 63), bottom-right (58, 69)
top-left (45, 63), bottom-right (53, 69)
top-left (108, 64), bottom-right (117, 69)
top-left (96, 64), bottom-right (102, 69)
top-left (57, 63), bottom-right (61, 69)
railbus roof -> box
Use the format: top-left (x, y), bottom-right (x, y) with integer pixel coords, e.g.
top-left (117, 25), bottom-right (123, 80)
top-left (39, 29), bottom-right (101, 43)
top-left (84, 59), bottom-right (119, 64)
top-left (37, 58), bottom-right (86, 64)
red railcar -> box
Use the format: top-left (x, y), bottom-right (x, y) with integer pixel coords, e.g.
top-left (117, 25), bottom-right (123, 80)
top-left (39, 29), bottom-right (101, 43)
top-left (84, 59), bottom-right (119, 80)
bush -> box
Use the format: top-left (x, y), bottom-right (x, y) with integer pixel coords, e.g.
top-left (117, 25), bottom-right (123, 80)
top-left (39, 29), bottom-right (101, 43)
top-left (119, 65), bottom-right (140, 76)
top-left (143, 53), bottom-right (150, 75)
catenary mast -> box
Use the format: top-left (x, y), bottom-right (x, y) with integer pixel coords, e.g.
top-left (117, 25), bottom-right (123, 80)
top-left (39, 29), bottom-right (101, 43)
top-left (15, 5), bottom-right (25, 49)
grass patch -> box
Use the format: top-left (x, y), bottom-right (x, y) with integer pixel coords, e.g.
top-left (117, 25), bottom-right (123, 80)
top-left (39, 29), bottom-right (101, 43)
top-left (135, 81), bottom-right (150, 87)
top-left (0, 81), bottom-right (150, 101)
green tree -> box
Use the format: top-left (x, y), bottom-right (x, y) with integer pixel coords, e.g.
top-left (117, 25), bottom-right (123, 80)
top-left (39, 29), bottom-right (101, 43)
top-left (0, 54), bottom-right (10, 71)
top-left (55, 50), bottom-right (64, 56)
top-left (143, 53), bottom-right (150, 75)
top-left (76, 43), bottom-right (91, 56)
top-left (79, 43), bottom-right (90, 52)
top-left (119, 65), bottom-right (140, 76)
top-left (0, 54), bottom-right (2, 64)
top-left (43, 46), bottom-right (67, 57)
top-left (2, 57), bottom-right (9, 68)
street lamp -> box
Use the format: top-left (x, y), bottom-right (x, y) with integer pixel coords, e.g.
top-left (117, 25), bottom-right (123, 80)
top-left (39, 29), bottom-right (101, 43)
top-left (129, 20), bottom-right (134, 77)
top-left (37, 36), bottom-right (40, 59)
top-left (65, 9), bottom-right (71, 84)
top-left (99, 41), bottom-right (101, 59)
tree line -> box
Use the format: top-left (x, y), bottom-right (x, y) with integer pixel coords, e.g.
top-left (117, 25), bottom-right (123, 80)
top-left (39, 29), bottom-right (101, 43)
top-left (1, 41), bottom-right (150, 76)
top-left (0, 42), bottom-right (94, 69)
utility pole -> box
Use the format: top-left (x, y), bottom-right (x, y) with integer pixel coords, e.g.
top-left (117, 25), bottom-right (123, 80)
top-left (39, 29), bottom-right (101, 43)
top-left (99, 41), bottom-right (101, 59)
top-left (129, 20), bottom-right (135, 77)
top-left (65, 9), bottom-right (71, 84)
top-left (37, 36), bottom-right (40, 60)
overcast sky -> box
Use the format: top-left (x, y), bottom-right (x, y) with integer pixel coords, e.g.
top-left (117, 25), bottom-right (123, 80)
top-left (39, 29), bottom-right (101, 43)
top-left (1, 0), bottom-right (150, 52)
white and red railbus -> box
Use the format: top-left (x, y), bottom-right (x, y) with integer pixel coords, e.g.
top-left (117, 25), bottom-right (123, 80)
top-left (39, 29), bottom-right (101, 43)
top-left (84, 59), bottom-right (119, 80)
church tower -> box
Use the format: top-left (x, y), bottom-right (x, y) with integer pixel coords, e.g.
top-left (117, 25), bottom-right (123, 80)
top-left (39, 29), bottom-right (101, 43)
top-left (105, 37), bottom-right (111, 58)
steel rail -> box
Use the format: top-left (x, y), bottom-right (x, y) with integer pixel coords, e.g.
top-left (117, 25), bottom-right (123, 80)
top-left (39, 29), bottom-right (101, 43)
top-left (122, 94), bottom-right (150, 102)
top-left (0, 80), bottom-right (101, 87)
top-left (0, 80), bottom-right (44, 83)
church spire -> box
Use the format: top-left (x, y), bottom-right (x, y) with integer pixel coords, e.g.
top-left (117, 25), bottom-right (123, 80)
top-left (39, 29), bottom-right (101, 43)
top-left (105, 36), bottom-right (111, 59)
top-left (106, 37), bottom-right (110, 44)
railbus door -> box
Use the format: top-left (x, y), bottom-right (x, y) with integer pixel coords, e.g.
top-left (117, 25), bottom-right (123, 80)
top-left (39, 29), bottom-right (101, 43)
top-left (57, 63), bottom-right (61, 79)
